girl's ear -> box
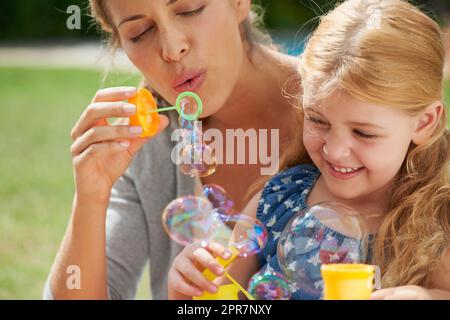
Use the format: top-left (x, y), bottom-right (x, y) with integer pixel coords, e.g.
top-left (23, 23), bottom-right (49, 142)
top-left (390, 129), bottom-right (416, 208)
top-left (412, 101), bottom-right (444, 145)
top-left (233, 0), bottom-right (251, 24)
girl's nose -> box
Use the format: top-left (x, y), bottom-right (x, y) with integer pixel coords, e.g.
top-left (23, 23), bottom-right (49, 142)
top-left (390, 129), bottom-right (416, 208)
top-left (160, 27), bottom-right (189, 63)
top-left (322, 134), bottom-right (352, 162)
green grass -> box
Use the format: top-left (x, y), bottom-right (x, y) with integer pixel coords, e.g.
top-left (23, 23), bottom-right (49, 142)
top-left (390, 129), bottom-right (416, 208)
top-left (0, 67), bottom-right (449, 300)
top-left (0, 67), bottom-right (151, 299)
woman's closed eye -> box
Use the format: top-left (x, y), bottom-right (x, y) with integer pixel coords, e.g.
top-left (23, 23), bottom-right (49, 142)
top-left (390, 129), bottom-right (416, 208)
top-left (129, 6), bottom-right (206, 43)
top-left (131, 27), bottom-right (154, 43)
top-left (177, 6), bottom-right (205, 17)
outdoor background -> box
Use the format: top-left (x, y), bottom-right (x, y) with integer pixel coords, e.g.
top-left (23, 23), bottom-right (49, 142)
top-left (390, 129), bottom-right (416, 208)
top-left (0, 0), bottom-right (449, 299)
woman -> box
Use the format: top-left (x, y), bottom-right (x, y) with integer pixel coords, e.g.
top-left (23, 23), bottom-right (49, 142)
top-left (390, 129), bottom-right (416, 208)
top-left (44, 0), bottom-right (300, 299)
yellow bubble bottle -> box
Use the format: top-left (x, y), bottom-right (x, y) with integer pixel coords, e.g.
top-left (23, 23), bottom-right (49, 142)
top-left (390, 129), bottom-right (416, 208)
top-left (321, 264), bottom-right (380, 300)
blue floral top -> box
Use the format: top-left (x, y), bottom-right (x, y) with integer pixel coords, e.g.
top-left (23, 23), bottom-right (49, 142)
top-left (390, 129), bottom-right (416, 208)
top-left (255, 164), bottom-right (374, 300)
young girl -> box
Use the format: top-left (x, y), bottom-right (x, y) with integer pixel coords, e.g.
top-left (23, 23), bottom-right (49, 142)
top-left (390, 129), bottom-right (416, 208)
top-left (168, 0), bottom-right (450, 299)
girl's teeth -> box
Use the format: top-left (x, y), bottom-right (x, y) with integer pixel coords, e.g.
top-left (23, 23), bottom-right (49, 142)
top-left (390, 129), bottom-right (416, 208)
top-left (331, 164), bottom-right (361, 173)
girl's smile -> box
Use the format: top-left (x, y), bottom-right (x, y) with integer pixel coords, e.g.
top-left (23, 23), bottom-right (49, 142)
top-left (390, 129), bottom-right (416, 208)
top-left (325, 160), bottom-right (365, 180)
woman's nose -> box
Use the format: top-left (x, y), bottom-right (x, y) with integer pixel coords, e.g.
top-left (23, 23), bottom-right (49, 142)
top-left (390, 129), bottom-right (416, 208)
top-left (160, 27), bottom-right (189, 62)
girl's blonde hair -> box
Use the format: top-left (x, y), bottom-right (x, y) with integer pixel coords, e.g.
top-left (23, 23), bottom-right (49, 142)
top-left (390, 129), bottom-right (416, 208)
top-left (287, 0), bottom-right (449, 287)
top-left (88, 0), bottom-right (272, 51)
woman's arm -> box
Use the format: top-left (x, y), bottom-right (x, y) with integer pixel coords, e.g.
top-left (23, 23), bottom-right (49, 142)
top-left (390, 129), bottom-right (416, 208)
top-left (46, 87), bottom-right (168, 299)
top-left (48, 195), bottom-right (110, 299)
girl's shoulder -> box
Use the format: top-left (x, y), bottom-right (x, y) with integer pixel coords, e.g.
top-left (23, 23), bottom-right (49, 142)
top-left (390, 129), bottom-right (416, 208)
top-left (256, 164), bottom-right (320, 221)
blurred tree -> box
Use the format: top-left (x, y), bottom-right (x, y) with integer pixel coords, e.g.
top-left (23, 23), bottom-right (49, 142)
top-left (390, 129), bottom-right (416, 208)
top-left (0, 0), bottom-right (97, 42)
top-left (0, 0), bottom-right (449, 42)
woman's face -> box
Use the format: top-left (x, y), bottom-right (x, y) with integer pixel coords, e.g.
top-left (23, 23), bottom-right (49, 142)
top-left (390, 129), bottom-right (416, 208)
top-left (107, 0), bottom-right (248, 118)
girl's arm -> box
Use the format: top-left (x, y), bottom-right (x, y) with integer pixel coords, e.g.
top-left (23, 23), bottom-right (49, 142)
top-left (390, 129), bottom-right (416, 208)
top-left (372, 247), bottom-right (450, 300)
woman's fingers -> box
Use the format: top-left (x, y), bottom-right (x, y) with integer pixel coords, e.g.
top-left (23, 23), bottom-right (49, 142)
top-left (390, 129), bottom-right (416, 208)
top-left (73, 140), bottom-right (133, 165)
top-left (71, 125), bottom-right (142, 157)
top-left (92, 86), bottom-right (137, 103)
top-left (127, 115), bottom-right (169, 155)
top-left (71, 102), bottom-right (137, 141)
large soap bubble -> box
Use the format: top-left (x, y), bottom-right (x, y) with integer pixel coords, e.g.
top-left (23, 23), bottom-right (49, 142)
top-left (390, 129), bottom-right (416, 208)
top-left (277, 202), bottom-right (370, 298)
top-left (162, 196), bottom-right (217, 246)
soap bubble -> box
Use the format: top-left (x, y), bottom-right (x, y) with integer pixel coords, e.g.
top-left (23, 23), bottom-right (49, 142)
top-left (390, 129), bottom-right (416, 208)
top-left (277, 202), bottom-right (369, 298)
top-left (179, 143), bottom-right (217, 177)
top-left (210, 213), bottom-right (268, 257)
top-left (202, 184), bottom-right (235, 216)
top-left (162, 196), bottom-right (217, 246)
top-left (247, 270), bottom-right (291, 300)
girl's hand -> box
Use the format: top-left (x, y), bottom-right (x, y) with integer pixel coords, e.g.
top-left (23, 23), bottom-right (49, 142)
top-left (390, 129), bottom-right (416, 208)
top-left (70, 87), bottom-right (169, 203)
top-left (168, 242), bottom-right (232, 298)
top-left (371, 285), bottom-right (450, 300)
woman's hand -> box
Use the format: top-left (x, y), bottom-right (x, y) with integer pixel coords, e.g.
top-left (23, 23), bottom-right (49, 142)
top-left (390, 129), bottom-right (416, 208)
top-left (371, 285), bottom-right (450, 300)
top-left (70, 87), bottom-right (169, 203)
top-left (168, 242), bottom-right (232, 299)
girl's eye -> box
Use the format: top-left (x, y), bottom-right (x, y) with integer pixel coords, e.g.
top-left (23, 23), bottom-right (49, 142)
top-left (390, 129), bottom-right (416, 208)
top-left (354, 130), bottom-right (378, 140)
top-left (131, 27), bottom-right (154, 43)
top-left (306, 116), bottom-right (329, 126)
top-left (178, 6), bottom-right (205, 17)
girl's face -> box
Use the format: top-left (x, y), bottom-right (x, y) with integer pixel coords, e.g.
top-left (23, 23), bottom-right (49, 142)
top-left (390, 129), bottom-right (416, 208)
top-left (107, 0), bottom-right (248, 117)
top-left (303, 91), bottom-right (417, 201)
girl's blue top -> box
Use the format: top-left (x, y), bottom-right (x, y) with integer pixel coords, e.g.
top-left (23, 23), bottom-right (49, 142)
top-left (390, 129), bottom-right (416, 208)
top-left (255, 164), bottom-right (374, 300)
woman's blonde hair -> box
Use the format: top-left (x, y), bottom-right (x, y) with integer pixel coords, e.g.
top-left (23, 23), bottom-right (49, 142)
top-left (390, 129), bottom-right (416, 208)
top-left (88, 0), bottom-right (272, 51)
top-left (286, 0), bottom-right (449, 287)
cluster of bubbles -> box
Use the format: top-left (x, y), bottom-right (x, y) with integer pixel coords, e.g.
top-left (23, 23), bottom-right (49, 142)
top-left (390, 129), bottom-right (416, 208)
top-left (162, 184), bottom-right (268, 259)
top-left (177, 96), bottom-right (216, 177)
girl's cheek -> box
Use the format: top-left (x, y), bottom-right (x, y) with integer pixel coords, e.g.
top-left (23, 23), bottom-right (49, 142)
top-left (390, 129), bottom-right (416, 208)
top-left (303, 131), bottom-right (325, 154)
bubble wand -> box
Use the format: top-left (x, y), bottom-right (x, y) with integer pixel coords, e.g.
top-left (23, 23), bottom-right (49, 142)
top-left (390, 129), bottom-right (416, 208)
top-left (128, 88), bottom-right (203, 137)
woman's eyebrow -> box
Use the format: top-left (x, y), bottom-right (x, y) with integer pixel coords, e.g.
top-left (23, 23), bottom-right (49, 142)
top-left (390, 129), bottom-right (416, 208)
top-left (118, 0), bottom-right (180, 27)
top-left (119, 15), bottom-right (146, 27)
